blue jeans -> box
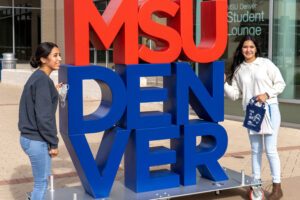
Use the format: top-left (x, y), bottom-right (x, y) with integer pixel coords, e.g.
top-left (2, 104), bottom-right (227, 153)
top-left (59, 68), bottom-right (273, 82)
top-left (20, 136), bottom-right (51, 200)
top-left (248, 103), bottom-right (281, 183)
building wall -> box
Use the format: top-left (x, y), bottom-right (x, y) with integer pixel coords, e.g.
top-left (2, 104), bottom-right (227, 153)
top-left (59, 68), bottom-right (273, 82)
top-left (55, 0), bottom-right (65, 63)
top-left (41, 0), bottom-right (55, 42)
top-left (41, 0), bottom-right (65, 63)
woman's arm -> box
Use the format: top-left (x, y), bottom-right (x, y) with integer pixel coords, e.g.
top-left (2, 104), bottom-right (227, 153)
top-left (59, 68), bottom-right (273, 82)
top-left (265, 59), bottom-right (286, 98)
top-left (224, 75), bottom-right (241, 101)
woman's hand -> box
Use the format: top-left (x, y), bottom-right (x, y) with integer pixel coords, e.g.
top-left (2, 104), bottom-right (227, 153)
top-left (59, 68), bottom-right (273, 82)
top-left (256, 93), bottom-right (269, 103)
top-left (49, 148), bottom-right (59, 158)
top-left (55, 82), bottom-right (63, 90)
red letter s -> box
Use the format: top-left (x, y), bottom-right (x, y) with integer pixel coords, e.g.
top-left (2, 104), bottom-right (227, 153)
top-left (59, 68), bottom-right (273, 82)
top-left (138, 0), bottom-right (181, 63)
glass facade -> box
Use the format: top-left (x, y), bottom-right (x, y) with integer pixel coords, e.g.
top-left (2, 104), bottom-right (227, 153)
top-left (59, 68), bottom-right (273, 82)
top-left (0, 0), bottom-right (40, 63)
top-left (272, 0), bottom-right (300, 100)
top-left (224, 0), bottom-right (300, 101)
top-left (227, 0), bottom-right (269, 57)
top-left (0, 7), bottom-right (13, 53)
top-left (14, 0), bottom-right (40, 7)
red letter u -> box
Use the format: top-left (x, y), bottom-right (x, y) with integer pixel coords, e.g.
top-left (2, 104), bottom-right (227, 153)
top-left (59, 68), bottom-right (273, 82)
top-left (169, 0), bottom-right (228, 63)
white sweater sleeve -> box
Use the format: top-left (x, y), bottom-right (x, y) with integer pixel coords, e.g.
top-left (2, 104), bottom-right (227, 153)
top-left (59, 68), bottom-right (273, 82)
top-left (224, 76), bottom-right (241, 101)
top-left (265, 59), bottom-right (286, 98)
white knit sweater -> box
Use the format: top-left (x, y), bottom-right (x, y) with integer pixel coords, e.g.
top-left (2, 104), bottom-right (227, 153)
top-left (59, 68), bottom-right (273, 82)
top-left (224, 57), bottom-right (286, 111)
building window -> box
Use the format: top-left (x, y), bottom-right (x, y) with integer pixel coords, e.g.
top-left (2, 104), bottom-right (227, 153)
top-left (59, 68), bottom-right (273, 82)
top-left (0, 7), bottom-right (13, 53)
top-left (0, 0), bottom-right (11, 6)
top-left (224, 0), bottom-right (300, 101)
top-left (0, 0), bottom-right (40, 63)
top-left (272, 0), bottom-right (300, 100)
top-left (14, 8), bottom-right (40, 62)
top-left (225, 0), bottom-right (269, 64)
top-left (14, 0), bottom-right (40, 7)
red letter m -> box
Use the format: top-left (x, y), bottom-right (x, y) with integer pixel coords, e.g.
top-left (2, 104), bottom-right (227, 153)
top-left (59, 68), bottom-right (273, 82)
top-left (65, 0), bottom-right (138, 65)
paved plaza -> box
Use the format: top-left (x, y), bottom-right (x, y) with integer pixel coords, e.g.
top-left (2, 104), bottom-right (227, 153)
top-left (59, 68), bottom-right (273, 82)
top-left (0, 83), bottom-right (299, 200)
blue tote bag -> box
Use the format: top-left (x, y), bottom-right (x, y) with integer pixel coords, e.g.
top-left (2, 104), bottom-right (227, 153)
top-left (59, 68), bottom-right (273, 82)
top-left (243, 97), bottom-right (266, 132)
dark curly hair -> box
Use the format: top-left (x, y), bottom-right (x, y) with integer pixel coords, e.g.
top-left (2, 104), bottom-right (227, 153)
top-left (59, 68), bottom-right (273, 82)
top-left (30, 42), bottom-right (58, 68)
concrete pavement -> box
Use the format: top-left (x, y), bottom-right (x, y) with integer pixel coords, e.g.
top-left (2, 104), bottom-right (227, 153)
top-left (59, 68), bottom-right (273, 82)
top-left (0, 83), bottom-right (299, 200)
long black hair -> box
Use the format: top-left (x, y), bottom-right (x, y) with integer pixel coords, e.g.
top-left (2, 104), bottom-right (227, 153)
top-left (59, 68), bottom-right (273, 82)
top-left (30, 42), bottom-right (58, 68)
top-left (227, 35), bottom-right (261, 81)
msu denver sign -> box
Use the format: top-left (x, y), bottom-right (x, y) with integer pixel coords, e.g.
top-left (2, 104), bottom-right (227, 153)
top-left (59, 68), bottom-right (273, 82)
top-left (59, 0), bottom-right (228, 198)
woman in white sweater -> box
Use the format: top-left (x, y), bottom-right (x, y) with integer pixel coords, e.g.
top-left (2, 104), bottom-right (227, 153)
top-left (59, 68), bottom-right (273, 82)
top-left (224, 35), bottom-right (286, 200)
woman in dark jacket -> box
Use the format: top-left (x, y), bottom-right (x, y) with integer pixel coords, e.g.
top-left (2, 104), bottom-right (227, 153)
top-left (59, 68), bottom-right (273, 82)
top-left (19, 42), bottom-right (62, 200)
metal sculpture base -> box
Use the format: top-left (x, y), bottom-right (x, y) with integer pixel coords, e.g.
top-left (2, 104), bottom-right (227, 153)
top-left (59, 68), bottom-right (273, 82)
top-left (46, 169), bottom-right (257, 200)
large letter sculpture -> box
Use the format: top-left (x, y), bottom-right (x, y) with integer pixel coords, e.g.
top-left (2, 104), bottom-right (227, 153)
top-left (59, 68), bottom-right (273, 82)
top-left (64, 0), bottom-right (227, 64)
top-left (60, 0), bottom-right (228, 198)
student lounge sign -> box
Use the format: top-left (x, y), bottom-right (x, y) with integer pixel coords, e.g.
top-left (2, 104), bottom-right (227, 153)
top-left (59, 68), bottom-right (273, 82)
top-left (59, 0), bottom-right (228, 198)
top-left (228, 0), bottom-right (266, 36)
